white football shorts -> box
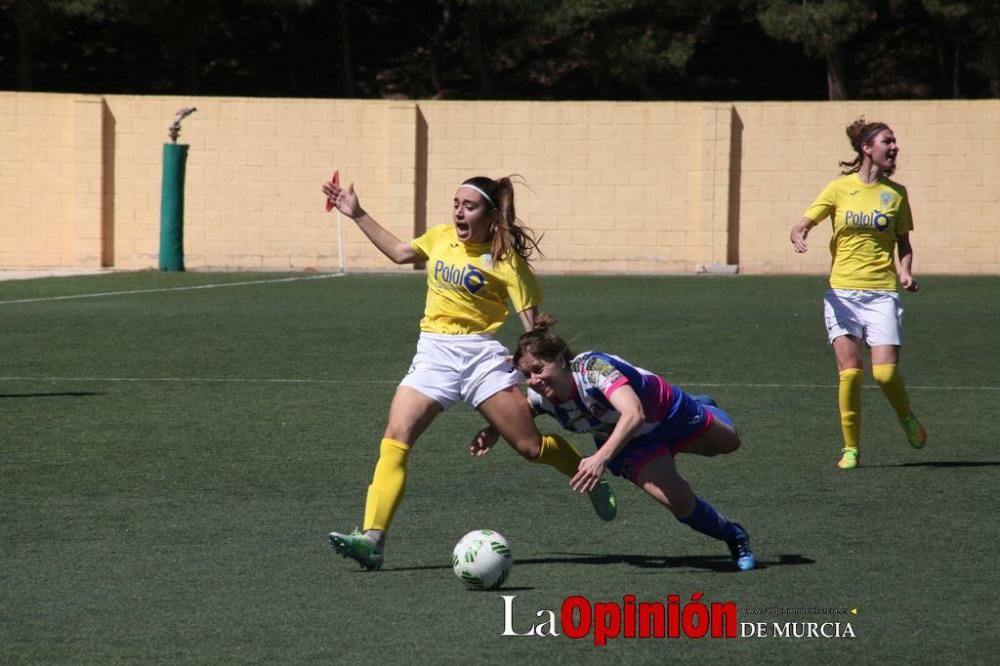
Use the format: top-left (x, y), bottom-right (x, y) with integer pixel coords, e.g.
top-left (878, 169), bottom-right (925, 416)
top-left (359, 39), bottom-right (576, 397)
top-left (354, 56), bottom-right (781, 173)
top-left (399, 333), bottom-right (523, 409)
top-left (823, 288), bottom-right (903, 346)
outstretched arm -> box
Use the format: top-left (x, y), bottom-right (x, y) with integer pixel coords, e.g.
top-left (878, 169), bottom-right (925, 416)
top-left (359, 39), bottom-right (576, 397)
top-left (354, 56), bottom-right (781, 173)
top-left (322, 178), bottom-right (421, 264)
top-left (571, 385), bottom-right (644, 493)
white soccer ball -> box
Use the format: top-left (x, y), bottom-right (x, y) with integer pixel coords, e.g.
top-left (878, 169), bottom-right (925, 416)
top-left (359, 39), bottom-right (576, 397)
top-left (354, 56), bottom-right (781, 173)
top-left (452, 529), bottom-right (512, 590)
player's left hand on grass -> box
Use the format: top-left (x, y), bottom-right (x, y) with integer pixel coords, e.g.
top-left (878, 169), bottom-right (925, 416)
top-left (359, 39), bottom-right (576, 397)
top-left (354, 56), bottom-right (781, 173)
top-left (469, 426), bottom-right (500, 457)
top-left (571, 454), bottom-right (607, 493)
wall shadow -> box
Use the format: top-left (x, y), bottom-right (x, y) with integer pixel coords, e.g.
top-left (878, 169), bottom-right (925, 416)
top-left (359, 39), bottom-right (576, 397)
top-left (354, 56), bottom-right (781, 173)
top-left (101, 98), bottom-right (115, 267)
top-left (727, 106), bottom-right (742, 267)
top-left (413, 105), bottom-right (428, 272)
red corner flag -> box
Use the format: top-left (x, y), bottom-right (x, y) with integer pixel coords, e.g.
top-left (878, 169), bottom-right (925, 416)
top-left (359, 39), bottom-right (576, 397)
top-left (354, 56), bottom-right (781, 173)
top-left (324, 170), bottom-right (340, 211)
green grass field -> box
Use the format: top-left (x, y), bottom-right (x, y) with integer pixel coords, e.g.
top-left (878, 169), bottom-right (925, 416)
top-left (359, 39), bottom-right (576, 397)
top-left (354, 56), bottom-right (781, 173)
top-left (2, 271), bottom-right (997, 663)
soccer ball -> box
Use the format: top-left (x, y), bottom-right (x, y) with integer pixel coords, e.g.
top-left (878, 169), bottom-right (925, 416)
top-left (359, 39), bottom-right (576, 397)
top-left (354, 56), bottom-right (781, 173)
top-left (452, 529), bottom-right (512, 590)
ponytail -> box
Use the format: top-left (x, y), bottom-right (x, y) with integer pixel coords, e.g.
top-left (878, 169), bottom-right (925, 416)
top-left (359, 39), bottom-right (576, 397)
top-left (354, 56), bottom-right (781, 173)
top-left (514, 313), bottom-right (572, 366)
top-left (461, 175), bottom-right (543, 264)
top-left (839, 116), bottom-right (892, 176)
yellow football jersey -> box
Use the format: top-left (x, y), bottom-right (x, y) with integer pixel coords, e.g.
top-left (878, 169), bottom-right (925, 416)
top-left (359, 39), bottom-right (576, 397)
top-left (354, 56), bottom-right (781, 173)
top-left (410, 224), bottom-right (542, 335)
top-left (803, 173), bottom-right (914, 291)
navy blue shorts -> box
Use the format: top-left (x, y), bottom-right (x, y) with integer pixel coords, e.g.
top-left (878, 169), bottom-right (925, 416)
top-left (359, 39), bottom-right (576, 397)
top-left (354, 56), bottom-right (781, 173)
top-left (606, 396), bottom-right (733, 483)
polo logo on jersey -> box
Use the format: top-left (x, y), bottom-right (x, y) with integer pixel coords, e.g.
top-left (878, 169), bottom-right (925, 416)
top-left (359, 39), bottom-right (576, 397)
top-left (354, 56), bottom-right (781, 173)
top-left (433, 260), bottom-right (487, 294)
top-left (844, 209), bottom-right (889, 232)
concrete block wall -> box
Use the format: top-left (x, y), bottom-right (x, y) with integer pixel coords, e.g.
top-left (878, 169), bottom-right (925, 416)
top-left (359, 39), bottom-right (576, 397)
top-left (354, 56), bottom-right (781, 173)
top-left (415, 101), bottom-right (702, 273)
top-left (0, 93), bottom-right (74, 267)
top-left (1, 92), bottom-right (998, 275)
top-left (102, 96), bottom-right (391, 270)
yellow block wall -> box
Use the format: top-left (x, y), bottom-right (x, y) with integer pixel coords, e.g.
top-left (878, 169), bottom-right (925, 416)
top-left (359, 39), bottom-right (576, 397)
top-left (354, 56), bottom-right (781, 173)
top-left (415, 101), bottom-right (708, 273)
top-left (103, 96), bottom-right (397, 270)
top-left (0, 94), bottom-right (74, 267)
top-left (1, 92), bottom-right (998, 274)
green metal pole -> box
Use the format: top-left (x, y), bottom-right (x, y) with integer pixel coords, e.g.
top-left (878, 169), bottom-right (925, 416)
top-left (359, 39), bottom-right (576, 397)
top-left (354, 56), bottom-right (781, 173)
top-left (159, 143), bottom-right (188, 271)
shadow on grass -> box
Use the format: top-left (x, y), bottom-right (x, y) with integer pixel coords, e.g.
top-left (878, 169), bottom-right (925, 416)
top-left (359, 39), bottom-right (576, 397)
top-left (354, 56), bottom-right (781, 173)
top-left (0, 391), bottom-right (105, 399)
top-left (386, 553), bottom-right (813, 574)
top-left (866, 461), bottom-right (1000, 468)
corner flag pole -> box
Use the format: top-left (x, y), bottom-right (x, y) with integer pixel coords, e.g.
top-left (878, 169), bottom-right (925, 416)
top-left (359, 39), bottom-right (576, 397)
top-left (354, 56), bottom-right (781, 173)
top-left (337, 209), bottom-right (345, 274)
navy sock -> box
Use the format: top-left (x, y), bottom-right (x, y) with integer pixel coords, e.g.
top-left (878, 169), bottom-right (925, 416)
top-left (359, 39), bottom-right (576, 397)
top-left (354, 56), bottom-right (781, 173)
top-left (678, 496), bottom-right (739, 543)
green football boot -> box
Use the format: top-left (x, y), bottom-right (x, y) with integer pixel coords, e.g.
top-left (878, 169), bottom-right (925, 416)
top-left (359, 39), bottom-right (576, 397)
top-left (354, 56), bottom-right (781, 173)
top-left (588, 478), bottom-right (618, 521)
top-left (329, 529), bottom-right (383, 571)
top-left (900, 413), bottom-right (927, 449)
top-left (837, 447), bottom-right (859, 470)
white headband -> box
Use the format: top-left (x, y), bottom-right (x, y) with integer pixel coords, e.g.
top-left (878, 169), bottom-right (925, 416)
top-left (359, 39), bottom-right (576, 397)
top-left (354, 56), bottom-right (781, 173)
top-left (459, 183), bottom-right (496, 208)
top-left (860, 124), bottom-right (889, 147)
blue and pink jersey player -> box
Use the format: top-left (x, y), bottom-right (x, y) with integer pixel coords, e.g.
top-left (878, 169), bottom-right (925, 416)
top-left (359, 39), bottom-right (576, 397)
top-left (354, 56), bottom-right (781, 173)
top-left (526, 351), bottom-right (734, 482)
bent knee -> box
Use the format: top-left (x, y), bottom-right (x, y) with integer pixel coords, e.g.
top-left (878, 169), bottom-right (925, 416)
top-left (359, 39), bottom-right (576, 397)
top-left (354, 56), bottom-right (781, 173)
top-left (382, 427), bottom-right (415, 445)
top-left (871, 363), bottom-right (898, 386)
top-left (689, 430), bottom-right (740, 456)
top-left (507, 434), bottom-right (542, 460)
top-left (719, 434), bottom-right (741, 454)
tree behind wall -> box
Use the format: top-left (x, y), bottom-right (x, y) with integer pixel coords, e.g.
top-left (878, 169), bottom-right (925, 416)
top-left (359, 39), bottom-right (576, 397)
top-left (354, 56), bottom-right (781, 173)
top-left (923, 0), bottom-right (1000, 97)
top-left (1, 0), bottom-right (998, 99)
top-left (757, 0), bottom-right (873, 100)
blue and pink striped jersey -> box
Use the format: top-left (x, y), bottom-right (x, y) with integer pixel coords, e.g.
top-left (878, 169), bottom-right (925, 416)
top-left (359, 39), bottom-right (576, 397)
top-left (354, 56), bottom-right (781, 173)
top-left (526, 351), bottom-right (691, 445)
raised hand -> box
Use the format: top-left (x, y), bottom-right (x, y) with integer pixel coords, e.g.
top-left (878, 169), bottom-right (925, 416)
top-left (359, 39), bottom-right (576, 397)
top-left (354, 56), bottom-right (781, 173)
top-left (321, 174), bottom-right (364, 219)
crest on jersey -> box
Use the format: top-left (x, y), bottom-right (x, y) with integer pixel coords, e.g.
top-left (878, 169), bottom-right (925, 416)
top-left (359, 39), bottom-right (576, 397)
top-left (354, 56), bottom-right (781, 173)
top-left (481, 253), bottom-right (493, 268)
top-left (880, 192), bottom-right (893, 208)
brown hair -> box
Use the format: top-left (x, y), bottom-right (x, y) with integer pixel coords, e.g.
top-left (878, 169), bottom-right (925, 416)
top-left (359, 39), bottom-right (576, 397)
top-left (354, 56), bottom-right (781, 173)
top-left (461, 175), bottom-right (543, 264)
top-left (839, 117), bottom-right (893, 176)
top-left (513, 313), bottom-right (573, 367)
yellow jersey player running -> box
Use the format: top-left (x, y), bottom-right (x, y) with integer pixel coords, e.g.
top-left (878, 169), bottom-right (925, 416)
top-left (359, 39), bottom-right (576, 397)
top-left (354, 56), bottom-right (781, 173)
top-left (321, 173), bottom-right (617, 571)
top-left (790, 117), bottom-right (926, 470)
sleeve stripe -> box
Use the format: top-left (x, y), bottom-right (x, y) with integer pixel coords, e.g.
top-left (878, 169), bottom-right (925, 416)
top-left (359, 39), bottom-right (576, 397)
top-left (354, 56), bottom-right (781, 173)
top-left (604, 376), bottom-right (629, 398)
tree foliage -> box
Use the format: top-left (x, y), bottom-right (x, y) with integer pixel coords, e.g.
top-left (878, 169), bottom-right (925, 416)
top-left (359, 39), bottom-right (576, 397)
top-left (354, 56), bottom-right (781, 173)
top-left (757, 0), bottom-right (873, 99)
top-left (922, 0), bottom-right (1000, 96)
top-left (0, 0), bottom-right (997, 99)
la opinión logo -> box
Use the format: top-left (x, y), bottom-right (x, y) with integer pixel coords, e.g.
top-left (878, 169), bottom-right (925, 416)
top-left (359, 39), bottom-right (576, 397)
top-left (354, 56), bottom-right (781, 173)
top-left (500, 593), bottom-right (737, 645)
top-left (500, 595), bottom-right (857, 644)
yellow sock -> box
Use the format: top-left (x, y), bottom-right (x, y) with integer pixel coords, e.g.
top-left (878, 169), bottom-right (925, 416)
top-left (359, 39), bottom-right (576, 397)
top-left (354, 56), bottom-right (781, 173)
top-left (532, 433), bottom-right (583, 478)
top-left (838, 368), bottom-right (863, 450)
top-left (362, 438), bottom-right (411, 533)
top-left (872, 363), bottom-right (911, 420)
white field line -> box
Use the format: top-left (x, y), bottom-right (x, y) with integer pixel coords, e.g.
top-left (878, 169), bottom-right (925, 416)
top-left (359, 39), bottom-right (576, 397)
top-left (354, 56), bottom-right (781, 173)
top-left (0, 376), bottom-right (996, 391)
top-left (0, 273), bottom-right (345, 305)
top-left (684, 382), bottom-right (1000, 391)
top-left (0, 376), bottom-right (395, 385)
